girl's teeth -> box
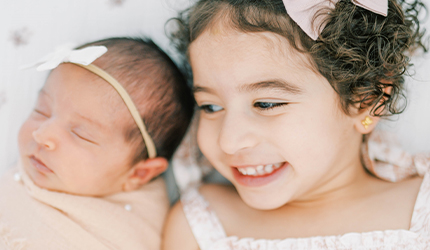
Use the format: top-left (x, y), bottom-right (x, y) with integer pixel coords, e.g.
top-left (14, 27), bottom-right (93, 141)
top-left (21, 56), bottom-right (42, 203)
top-left (238, 162), bottom-right (284, 176)
top-left (256, 165), bottom-right (265, 174)
top-left (245, 167), bottom-right (256, 176)
top-left (274, 162), bottom-right (283, 168)
top-left (264, 164), bottom-right (274, 173)
top-left (238, 168), bottom-right (247, 175)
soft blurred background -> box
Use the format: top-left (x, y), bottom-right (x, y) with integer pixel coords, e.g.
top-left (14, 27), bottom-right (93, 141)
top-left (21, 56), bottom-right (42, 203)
top-left (0, 0), bottom-right (429, 193)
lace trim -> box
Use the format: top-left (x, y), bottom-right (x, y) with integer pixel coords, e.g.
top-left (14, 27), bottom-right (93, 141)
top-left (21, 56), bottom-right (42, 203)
top-left (211, 230), bottom-right (429, 250)
top-left (410, 172), bottom-right (430, 234)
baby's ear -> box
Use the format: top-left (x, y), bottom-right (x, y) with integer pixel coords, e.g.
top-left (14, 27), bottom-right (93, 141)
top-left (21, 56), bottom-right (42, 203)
top-left (122, 157), bottom-right (168, 192)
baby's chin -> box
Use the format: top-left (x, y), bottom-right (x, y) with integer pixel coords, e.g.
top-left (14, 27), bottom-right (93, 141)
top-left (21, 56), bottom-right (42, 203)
top-left (22, 166), bottom-right (120, 197)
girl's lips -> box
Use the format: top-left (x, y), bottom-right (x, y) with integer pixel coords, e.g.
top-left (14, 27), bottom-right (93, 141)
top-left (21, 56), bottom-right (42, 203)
top-left (231, 162), bottom-right (289, 187)
top-left (29, 156), bottom-right (53, 174)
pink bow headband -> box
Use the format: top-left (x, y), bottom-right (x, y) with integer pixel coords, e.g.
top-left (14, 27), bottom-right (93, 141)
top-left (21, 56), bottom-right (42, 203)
top-left (282, 0), bottom-right (388, 40)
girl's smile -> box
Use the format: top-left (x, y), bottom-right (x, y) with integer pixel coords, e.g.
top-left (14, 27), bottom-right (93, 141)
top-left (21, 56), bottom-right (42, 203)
top-left (162, 1), bottom-right (429, 247)
top-left (232, 162), bottom-right (289, 187)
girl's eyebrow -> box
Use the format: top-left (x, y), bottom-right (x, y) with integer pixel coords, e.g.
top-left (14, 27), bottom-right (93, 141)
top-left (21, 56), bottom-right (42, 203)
top-left (239, 79), bottom-right (304, 94)
top-left (193, 79), bottom-right (304, 95)
top-left (193, 85), bottom-right (213, 94)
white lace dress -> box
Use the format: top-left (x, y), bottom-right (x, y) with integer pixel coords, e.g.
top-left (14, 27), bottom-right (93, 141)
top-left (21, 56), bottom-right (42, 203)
top-left (181, 133), bottom-right (430, 250)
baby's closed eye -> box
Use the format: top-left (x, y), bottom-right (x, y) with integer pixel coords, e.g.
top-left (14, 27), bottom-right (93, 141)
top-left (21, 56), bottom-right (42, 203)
top-left (71, 129), bottom-right (98, 145)
top-left (33, 108), bottom-right (50, 118)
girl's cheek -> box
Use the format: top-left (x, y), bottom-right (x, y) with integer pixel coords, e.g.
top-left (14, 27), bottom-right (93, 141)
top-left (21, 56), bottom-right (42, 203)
top-left (197, 120), bottom-right (213, 149)
top-left (196, 121), bottom-right (207, 149)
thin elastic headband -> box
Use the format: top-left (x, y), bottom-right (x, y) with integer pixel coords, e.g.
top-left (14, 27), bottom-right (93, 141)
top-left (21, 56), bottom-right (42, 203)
top-left (75, 63), bottom-right (157, 158)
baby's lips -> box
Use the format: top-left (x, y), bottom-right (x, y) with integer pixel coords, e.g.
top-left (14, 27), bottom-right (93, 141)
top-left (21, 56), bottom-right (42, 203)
top-left (30, 155), bottom-right (54, 173)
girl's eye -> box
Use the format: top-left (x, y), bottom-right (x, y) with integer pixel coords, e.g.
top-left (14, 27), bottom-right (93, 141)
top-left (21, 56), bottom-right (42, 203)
top-left (254, 102), bottom-right (288, 110)
top-left (199, 104), bottom-right (223, 114)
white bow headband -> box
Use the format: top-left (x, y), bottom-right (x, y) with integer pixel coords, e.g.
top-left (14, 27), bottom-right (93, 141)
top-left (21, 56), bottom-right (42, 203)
top-left (24, 44), bottom-right (157, 158)
top-left (282, 0), bottom-right (388, 40)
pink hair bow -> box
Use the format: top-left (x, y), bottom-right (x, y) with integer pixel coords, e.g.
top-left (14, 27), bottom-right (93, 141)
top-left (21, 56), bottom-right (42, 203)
top-left (282, 0), bottom-right (388, 40)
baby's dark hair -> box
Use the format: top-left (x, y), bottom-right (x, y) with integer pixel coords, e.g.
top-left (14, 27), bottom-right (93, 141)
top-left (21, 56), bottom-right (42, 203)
top-left (79, 37), bottom-right (194, 164)
top-left (170, 0), bottom-right (428, 116)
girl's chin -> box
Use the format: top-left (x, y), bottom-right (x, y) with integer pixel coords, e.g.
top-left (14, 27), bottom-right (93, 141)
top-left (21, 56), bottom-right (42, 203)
top-left (237, 189), bottom-right (290, 210)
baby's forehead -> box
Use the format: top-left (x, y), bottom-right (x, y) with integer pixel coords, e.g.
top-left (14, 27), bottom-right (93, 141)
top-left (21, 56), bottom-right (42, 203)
top-left (43, 64), bottom-right (134, 129)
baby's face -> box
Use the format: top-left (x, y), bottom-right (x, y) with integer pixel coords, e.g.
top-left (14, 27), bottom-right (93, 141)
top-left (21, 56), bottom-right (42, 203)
top-left (18, 63), bottom-right (137, 196)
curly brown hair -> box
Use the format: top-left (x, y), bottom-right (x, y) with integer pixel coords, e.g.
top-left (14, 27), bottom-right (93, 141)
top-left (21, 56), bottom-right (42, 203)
top-left (170, 0), bottom-right (428, 116)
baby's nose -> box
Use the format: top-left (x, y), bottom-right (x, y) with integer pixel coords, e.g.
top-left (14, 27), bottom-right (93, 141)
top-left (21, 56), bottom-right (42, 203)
top-left (32, 130), bottom-right (56, 150)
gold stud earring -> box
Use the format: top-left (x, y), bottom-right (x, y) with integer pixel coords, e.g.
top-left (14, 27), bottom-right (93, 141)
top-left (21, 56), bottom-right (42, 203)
top-left (361, 116), bottom-right (373, 130)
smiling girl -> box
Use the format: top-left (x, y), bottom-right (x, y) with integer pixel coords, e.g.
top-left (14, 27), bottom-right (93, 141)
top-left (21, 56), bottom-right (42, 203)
top-left (163, 0), bottom-right (430, 249)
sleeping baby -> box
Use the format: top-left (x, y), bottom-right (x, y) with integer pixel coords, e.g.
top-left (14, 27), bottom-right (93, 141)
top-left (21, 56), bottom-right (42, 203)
top-left (0, 37), bottom-right (194, 250)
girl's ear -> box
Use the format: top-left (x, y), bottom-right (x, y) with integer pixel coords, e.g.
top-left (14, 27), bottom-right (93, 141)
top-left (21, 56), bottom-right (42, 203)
top-left (122, 157), bottom-right (168, 192)
top-left (353, 113), bottom-right (380, 134)
top-left (353, 80), bottom-right (392, 134)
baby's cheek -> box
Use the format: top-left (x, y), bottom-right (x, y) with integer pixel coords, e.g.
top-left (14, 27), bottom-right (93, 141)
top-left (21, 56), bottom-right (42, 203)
top-left (18, 119), bottom-right (35, 154)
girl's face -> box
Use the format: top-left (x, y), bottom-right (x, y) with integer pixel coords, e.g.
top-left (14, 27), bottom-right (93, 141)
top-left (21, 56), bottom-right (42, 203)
top-left (18, 63), bottom-right (137, 196)
top-left (190, 27), bottom-right (366, 210)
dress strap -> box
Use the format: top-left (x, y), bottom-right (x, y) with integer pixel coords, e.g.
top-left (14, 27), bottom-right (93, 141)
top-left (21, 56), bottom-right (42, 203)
top-left (409, 171), bottom-right (430, 236)
top-left (181, 187), bottom-right (227, 250)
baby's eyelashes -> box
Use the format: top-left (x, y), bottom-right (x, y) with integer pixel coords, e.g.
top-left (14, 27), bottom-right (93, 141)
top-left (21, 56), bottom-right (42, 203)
top-left (33, 109), bottom-right (50, 118)
top-left (71, 129), bottom-right (98, 145)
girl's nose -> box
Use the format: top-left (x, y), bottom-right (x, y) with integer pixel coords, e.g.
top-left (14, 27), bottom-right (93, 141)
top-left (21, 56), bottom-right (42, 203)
top-left (218, 112), bottom-right (259, 155)
top-left (32, 126), bottom-right (57, 150)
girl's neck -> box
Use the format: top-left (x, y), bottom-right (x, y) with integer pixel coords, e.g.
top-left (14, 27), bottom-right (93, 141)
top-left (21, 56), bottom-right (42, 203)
top-left (287, 160), bottom-right (377, 209)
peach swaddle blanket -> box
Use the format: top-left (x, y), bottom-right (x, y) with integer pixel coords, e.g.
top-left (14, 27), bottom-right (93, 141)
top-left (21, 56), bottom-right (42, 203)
top-left (0, 164), bottom-right (169, 250)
